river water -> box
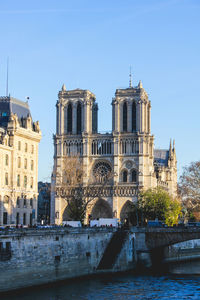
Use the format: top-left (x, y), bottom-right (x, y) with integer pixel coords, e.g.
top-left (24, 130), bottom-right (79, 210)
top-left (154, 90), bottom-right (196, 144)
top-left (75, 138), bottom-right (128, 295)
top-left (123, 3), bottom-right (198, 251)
top-left (3, 273), bottom-right (200, 300)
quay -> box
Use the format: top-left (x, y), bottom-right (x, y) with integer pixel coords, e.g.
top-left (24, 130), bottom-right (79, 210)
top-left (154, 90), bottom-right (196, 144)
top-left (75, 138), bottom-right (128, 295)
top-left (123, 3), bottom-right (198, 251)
top-left (1, 227), bottom-right (200, 292)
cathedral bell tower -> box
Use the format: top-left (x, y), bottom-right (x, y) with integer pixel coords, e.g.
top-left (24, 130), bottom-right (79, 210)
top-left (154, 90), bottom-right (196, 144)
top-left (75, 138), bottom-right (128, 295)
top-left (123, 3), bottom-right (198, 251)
top-left (112, 80), bottom-right (151, 135)
top-left (56, 84), bottom-right (98, 136)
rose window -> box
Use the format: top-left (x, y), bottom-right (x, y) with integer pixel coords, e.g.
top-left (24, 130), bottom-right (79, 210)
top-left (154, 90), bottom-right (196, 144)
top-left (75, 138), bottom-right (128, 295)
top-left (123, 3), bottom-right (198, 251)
top-left (93, 162), bottom-right (112, 182)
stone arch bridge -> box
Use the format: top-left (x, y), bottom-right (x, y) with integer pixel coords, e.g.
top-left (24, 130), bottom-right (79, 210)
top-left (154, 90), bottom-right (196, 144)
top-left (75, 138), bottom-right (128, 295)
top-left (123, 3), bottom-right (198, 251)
top-left (134, 227), bottom-right (200, 252)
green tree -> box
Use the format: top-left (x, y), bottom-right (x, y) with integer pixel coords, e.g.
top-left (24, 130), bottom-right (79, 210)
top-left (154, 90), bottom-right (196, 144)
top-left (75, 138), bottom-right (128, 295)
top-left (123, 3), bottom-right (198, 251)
top-left (138, 187), bottom-right (182, 226)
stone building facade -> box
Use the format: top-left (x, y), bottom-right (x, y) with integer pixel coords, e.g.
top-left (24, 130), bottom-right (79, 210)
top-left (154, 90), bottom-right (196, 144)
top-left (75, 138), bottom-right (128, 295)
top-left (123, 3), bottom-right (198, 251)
top-left (0, 96), bottom-right (41, 226)
top-left (51, 81), bottom-right (177, 224)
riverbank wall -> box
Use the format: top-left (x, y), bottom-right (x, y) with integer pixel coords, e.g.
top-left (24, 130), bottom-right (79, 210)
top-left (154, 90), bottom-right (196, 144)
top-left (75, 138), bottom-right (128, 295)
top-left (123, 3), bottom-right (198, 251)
top-left (0, 227), bottom-right (135, 292)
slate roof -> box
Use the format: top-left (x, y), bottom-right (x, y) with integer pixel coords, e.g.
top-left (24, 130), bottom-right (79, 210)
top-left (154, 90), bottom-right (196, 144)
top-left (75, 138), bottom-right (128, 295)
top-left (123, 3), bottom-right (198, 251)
top-left (154, 149), bottom-right (169, 166)
top-left (0, 96), bottom-right (31, 128)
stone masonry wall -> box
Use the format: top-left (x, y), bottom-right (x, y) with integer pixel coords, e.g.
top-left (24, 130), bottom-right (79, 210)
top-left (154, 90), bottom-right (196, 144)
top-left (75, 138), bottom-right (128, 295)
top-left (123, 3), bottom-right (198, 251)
top-left (0, 227), bottom-right (135, 292)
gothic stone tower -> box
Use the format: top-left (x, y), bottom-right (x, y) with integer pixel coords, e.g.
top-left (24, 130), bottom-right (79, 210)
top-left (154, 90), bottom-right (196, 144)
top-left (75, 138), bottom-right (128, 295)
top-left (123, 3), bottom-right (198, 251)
top-left (51, 81), bottom-right (177, 225)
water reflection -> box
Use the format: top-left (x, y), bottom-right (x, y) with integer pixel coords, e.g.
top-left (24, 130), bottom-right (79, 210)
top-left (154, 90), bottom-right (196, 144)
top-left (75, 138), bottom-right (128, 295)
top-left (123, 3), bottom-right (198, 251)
top-left (3, 273), bottom-right (200, 300)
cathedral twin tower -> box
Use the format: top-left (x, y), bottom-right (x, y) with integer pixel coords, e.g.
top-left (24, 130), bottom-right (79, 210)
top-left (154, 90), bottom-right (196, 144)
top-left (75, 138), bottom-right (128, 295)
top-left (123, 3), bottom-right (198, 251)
top-left (51, 80), bottom-right (177, 224)
top-left (56, 80), bottom-right (150, 137)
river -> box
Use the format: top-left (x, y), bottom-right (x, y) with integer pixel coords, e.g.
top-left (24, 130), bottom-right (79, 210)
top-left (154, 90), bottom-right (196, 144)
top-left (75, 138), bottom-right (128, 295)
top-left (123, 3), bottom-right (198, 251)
top-left (3, 272), bottom-right (200, 300)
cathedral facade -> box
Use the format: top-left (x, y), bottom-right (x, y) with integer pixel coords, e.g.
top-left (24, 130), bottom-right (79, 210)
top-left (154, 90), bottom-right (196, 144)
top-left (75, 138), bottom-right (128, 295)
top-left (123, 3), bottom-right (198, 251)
top-left (51, 81), bottom-right (177, 224)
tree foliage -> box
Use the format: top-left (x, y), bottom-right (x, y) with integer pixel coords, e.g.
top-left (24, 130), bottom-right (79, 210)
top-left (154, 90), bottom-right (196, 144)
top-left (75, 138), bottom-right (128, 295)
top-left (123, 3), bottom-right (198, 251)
top-left (137, 187), bottom-right (182, 226)
top-left (179, 161), bottom-right (200, 213)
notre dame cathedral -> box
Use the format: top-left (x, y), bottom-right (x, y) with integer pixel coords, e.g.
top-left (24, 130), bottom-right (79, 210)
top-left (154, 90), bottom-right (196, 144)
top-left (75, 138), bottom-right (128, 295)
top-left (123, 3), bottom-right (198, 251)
top-left (51, 79), bottom-right (177, 224)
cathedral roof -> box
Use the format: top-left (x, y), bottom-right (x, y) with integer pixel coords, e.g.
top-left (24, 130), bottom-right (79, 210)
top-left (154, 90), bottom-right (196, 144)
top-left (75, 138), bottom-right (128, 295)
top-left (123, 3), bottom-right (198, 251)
top-left (154, 149), bottom-right (169, 166)
top-left (0, 96), bottom-right (31, 128)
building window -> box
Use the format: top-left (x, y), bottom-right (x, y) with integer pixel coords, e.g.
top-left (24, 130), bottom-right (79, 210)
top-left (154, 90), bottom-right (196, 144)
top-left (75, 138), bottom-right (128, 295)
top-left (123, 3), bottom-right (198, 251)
top-left (31, 145), bottom-right (34, 154)
top-left (131, 170), bottom-right (137, 182)
top-left (30, 177), bottom-right (33, 189)
top-left (122, 170), bottom-right (128, 182)
top-left (77, 102), bottom-right (82, 134)
top-left (16, 212), bottom-right (19, 225)
top-left (17, 197), bottom-right (20, 207)
top-left (23, 213), bottom-right (26, 225)
top-left (4, 195), bottom-right (9, 204)
top-left (24, 176), bottom-right (27, 188)
top-left (5, 154), bottom-right (9, 166)
top-left (24, 158), bottom-right (27, 169)
top-left (64, 106), bottom-right (67, 134)
top-left (18, 141), bottom-right (21, 150)
top-left (132, 102), bottom-right (136, 132)
top-left (30, 198), bottom-right (33, 208)
top-left (25, 143), bottom-right (28, 152)
top-left (30, 213), bottom-right (32, 226)
top-left (67, 103), bottom-right (72, 133)
top-left (5, 173), bottom-right (8, 185)
top-left (17, 174), bottom-right (20, 187)
top-left (18, 157), bottom-right (21, 168)
top-left (31, 160), bottom-right (34, 171)
top-left (123, 102), bottom-right (127, 132)
top-left (3, 212), bottom-right (8, 225)
top-left (24, 197), bottom-right (27, 207)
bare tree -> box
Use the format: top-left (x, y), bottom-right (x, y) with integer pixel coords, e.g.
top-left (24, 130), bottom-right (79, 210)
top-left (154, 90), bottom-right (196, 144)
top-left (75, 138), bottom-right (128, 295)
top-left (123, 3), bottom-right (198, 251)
top-left (56, 155), bottom-right (113, 223)
top-left (179, 161), bottom-right (200, 214)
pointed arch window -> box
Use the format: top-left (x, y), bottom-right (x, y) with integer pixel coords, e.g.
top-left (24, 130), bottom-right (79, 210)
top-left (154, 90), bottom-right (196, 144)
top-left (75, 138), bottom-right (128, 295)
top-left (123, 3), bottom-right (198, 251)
top-left (122, 170), bottom-right (128, 182)
top-left (123, 102), bottom-right (127, 132)
top-left (77, 102), bottom-right (82, 134)
top-left (64, 105), bottom-right (68, 134)
top-left (132, 102), bottom-right (136, 131)
top-left (131, 170), bottom-right (137, 182)
top-left (67, 103), bottom-right (72, 133)
top-left (17, 174), bottom-right (20, 187)
top-left (5, 173), bottom-right (8, 185)
top-left (5, 154), bottom-right (9, 166)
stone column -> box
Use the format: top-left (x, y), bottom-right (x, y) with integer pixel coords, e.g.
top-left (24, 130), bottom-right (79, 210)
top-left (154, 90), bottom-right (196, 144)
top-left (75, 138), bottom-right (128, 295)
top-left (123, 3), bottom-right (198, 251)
top-left (141, 101), bottom-right (144, 133)
top-left (148, 104), bottom-right (151, 133)
top-left (84, 101), bottom-right (91, 133)
top-left (144, 103), bottom-right (146, 133)
top-left (72, 102), bottom-right (77, 134)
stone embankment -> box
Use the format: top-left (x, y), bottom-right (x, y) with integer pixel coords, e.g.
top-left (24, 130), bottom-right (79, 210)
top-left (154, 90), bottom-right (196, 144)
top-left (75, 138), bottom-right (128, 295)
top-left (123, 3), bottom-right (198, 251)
top-left (0, 227), bottom-right (135, 292)
top-left (1, 226), bottom-right (200, 292)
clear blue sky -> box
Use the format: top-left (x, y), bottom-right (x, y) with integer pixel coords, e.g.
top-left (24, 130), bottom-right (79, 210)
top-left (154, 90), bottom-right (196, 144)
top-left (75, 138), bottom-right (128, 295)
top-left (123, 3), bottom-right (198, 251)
top-left (0, 0), bottom-right (199, 182)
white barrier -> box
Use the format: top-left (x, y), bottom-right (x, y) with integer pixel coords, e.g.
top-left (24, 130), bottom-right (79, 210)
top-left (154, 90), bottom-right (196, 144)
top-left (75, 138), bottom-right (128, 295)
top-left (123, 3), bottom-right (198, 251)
top-left (90, 218), bottom-right (118, 227)
top-left (62, 221), bottom-right (82, 227)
